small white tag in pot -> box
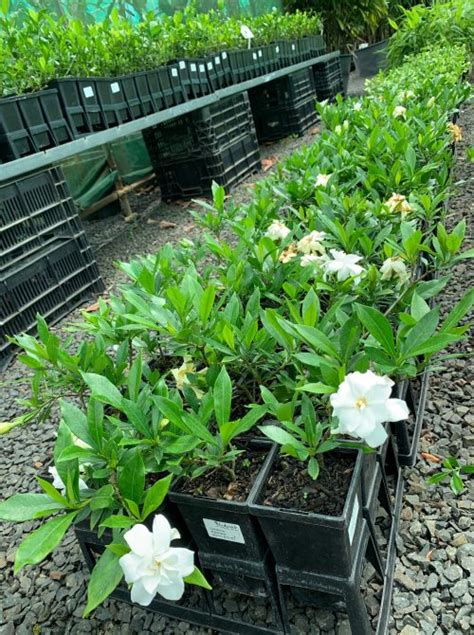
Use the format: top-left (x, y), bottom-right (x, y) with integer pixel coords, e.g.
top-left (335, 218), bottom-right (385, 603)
top-left (207, 62), bottom-right (213, 70)
top-left (179, 60), bottom-right (186, 70)
top-left (222, 52), bottom-right (228, 60)
top-left (291, 43), bottom-right (296, 51)
top-left (348, 496), bottom-right (359, 545)
top-left (252, 52), bottom-right (257, 60)
top-left (110, 82), bottom-right (120, 94)
top-left (203, 519), bottom-right (245, 544)
top-left (215, 56), bottom-right (221, 65)
top-left (258, 50), bottom-right (263, 58)
top-left (171, 68), bottom-right (178, 77)
top-left (83, 86), bottom-right (94, 98)
top-left (359, 42), bottom-right (369, 49)
top-left (275, 46), bottom-right (280, 53)
top-left (199, 64), bottom-right (205, 73)
top-left (190, 63), bottom-right (197, 72)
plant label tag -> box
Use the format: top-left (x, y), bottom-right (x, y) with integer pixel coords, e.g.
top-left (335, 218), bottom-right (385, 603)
top-left (171, 68), bottom-right (178, 77)
top-left (190, 63), bottom-right (197, 72)
top-left (258, 50), bottom-right (263, 58)
top-left (110, 82), bottom-right (120, 94)
top-left (179, 61), bottom-right (186, 70)
top-left (359, 43), bottom-right (369, 49)
top-left (83, 86), bottom-right (94, 98)
top-left (253, 52), bottom-right (257, 60)
top-left (291, 44), bottom-right (296, 51)
top-left (215, 56), bottom-right (220, 65)
top-left (275, 46), bottom-right (280, 54)
top-left (203, 519), bottom-right (245, 544)
top-left (348, 496), bottom-right (359, 544)
top-left (199, 64), bottom-right (205, 73)
top-left (207, 62), bottom-right (213, 70)
top-left (222, 52), bottom-right (228, 60)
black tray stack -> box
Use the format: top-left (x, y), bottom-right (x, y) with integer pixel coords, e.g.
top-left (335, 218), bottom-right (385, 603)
top-left (143, 92), bottom-right (261, 199)
top-left (312, 56), bottom-right (345, 101)
top-left (248, 68), bottom-right (318, 142)
top-left (0, 167), bottom-right (103, 369)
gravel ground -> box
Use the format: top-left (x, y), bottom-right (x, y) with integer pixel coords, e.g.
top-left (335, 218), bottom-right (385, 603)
top-left (0, 85), bottom-right (472, 635)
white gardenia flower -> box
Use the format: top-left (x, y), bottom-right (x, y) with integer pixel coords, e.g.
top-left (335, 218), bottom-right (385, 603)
top-left (324, 249), bottom-right (364, 282)
top-left (380, 257), bottom-right (410, 284)
top-left (119, 515), bottom-right (195, 606)
top-left (171, 357), bottom-right (204, 398)
top-left (265, 220), bottom-right (290, 241)
top-left (330, 371), bottom-right (409, 448)
top-left (300, 253), bottom-right (328, 269)
top-left (399, 90), bottom-right (415, 100)
top-left (48, 466), bottom-right (88, 493)
top-left (315, 173), bottom-right (332, 187)
top-left (393, 105), bottom-right (407, 119)
top-left (297, 231), bottom-right (327, 255)
top-left (353, 101), bottom-right (363, 111)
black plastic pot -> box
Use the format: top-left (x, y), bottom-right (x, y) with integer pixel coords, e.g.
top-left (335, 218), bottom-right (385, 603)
top-left (74, 79), bottom-right (107, 131)
top-left (94, 78), bottom-right (131, 127)
top-left (354, 39), bottom-right (388, 78)
top-left (49, 78), bottom-right (93, 137)
top-left (218, 51), bottom-right (233, 87)
top-left (259, 45), bottom-right (279, 74)
top-left (393, 371), bottom-right (430, 467)
top-left (180, 59), bottom-right (211, 98)
top-left (305, 34), bottom-right (326, 58)
top-left (133, 71), bottom-right (156, 116)
top-left (249, 446), bottom-right (366, 579)
top-left (120, 74), bottom-right (145, 120)
top-left (0, 95), bottom-right (36, 161)
top-left (169, 440), bottom-right (272, 563)
top-left (146, 68), bottom-right (170, 110)
top-left (276, 40), bottom-right (299, 67)
top-left (228, 49), bottom-right (255, 84)
top-left (339, 53), bottom-right (352, 95)
top-left (167, 63), bottom-right (187, 106)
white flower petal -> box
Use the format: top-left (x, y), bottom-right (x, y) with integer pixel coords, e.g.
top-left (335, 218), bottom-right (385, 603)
top-left (384, 398), bottom-right (410, 422)
top-left (155, 577), bottom-right (186, 601)
top-left (152, 514), bottom-right (172, 555)
top-left (363, 423), bottom-right (388, 448)
top-left (168, 548), bottom-right (195, 577)
top-left (130, 579), bottom-right (156, 606)
top-left (124, 523), bottom-right (154, 557)
top-left (119, 552), bottom-right (147, 584)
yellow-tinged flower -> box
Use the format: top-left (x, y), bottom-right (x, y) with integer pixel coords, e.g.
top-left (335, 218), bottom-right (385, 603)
top-left (380, 257), bottom-right (410, 284)
top-left (171, 357), bottom-right (205, 398)
top-left (279, 243), bottom-right (298, 263)
top-left (297, 231), bottom-right (327, 255)
top-left (315, 173), bottom-right (332, 187)
top-left (393, 105), bottom-right (407, 119)
top-left (266, 220), bottom-right (290, 241)
top-left (399, 90), bottom-right (415, 101)
top-left (448, 122), bottom-right (462, 143)
top-left (385, 193), bottom-right (413, 216)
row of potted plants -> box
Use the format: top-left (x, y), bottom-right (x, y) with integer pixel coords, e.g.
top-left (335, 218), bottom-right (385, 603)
top-left (0, 7), bottom-right (327, 160)
top-left (0, 43), bottom-right (472, 624)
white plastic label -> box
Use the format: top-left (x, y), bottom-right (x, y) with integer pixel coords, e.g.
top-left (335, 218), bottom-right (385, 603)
top-left (179, 60), bottom-right (186, 70)
top-left (222, 52), bottom-right (228, 60)
top-left (275, 46), bottom-right (280, 53)
top-left (359, 42), bottom-right (369, 50)
top-left (215, 56), bottom-right (221, 65)
top-left (258, 50), bottom-right (263, 58)
top-left (348, 496), bottom-right (359, 545)
top-left (83, 86), bottom-right (94, 98)
top-left (203, 519), bottom-right (245, 544)
top-left (199, 64), bottom-right (205, 73)
top-left (190, 63), bottom-right (197, 72)
top-left (171, 68), bottom-right (178, 77)
top-left (291, 43), bottom-right (296, 51)
top-left (207, 62), bottom-right (213, 70)
top-left (110, 82), bottom-right (120, 94)
top-left (253, 52), bottom-right (257, 60)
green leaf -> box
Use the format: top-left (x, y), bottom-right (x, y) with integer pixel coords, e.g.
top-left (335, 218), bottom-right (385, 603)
top-left (308, 457), bottom-right (320, 480)
top-left (82, 373), bottom-right (122, 409)
top-left (213, 366), bottom-right (232, 427)
top-left (287, 323), bottom-right (339, 358)
top-left (302, 289), bottom-right (319, 327)
top-left (401, 308), bottom-right (440, 356)
top-left (199, 285), bottom-right (216, 323)
top-left (89, 485), bottom-right (114, 511)
top-left (259, 425), bottom-right (305, 452)
top-left (118, 450), bottom-right (145, 506)
top-left (411, 292), bottom-right (430, 321)
top-left (439, 288), bottom-right (474, 333)
top-left (100, 515), bottom-right (135, 529)
top-left (184, 566), bottom-right (212, 590)
top-left (36, 477), bottom-right (69, 506)
top-left (141, 474), bottom-right (172, 521)
top-left (427, 472), bottom-right (448, 485)
top-left (83, 548), bottom-right (123, 617)
top-left (14, 512), bottom-right (77, 573)
top-left (355, 304), bottom-right (396, 357)
top-left (127, 354), bottom-right (142, 402)
top-left (0, 493), bottom-right (64, 521)
top-left (450, 473), bottom-right (464, 496)
top-left (60, 400), bottom-right (93, 447)
top-left (298, 383), bottom-right (334, 394)
top-left (57, 446), bottom-right (95, 462)
top-left (87, 399), bottom-right (104, 451)
top-left (406, 333), bottom-right (460, 357)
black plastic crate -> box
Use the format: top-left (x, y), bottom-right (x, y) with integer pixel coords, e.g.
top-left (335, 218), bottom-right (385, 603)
top-left (0, 89), bottom-right (73, 162)
top-left (157, 133), bottom-right (261, 199)
top-left (0, 239), bottom-right (103, 370)
top-left (144, 92), bottom-right (255, 165)
top-left (312, 57), bottom-right (344, 101)
top-left (249, 68), bottom-right (316, 112)
top-left (0, 167), bottom-right (89, 271)
top-left (252, 95), bottom-right (318, 142)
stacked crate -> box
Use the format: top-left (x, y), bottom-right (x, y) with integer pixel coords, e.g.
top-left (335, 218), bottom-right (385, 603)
top-left (143, 92), bottom-right (261, 199)
top-left (248, 68), bottom-right (318, 142)
top-left (0, 167), bottom-right (103, 369)
top-left (312, 56), bottom-right (345, 101)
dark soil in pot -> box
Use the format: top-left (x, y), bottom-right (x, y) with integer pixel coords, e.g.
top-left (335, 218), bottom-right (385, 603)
top-left (261, 454), bottom-right (354, 515)
top-left (176, 448), bottom-right (265, 502)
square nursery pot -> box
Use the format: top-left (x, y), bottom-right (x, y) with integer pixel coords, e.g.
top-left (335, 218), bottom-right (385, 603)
top-left (354, 39), bottom-right (388, 78)
top-left (178, 59), bottom-right (211, 99)
top-left (132, 72), bottom-right (156, 117)
top-left (259, 45), bottom-right (279, 74)
top-left (167, 62), bottom-right (188, 106)
top-left (227, 49), bottom-right (255, 84)
top-left (169, 439), bottom-right (272, 565)
top-left (146, 67), bottom-right (171, 111)
top-left (49, 78), bottom-right (93, 137)
top-left (93, 78), bottom-right (132, 127)
top-left (277, 40), bottom-right (300, 67)
top-left (305, 34), bottom-right (326, 58)
top-left (0, 89), bottom-right (72, 161)
top-left (205, 53), bottom-right (229, 90)
top-left (74, 79), bottom-right (108, 131)
top-left (248, 445), bottom-right (368, 580)
top-left (392, 370), bottom-right (430, 467)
